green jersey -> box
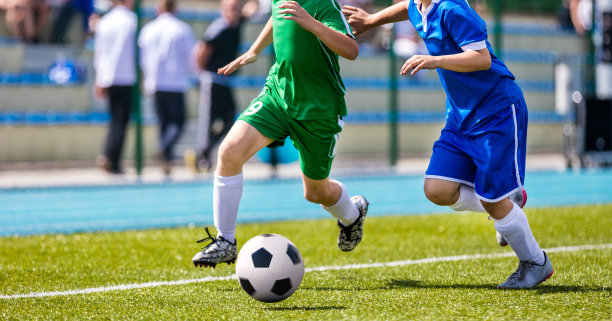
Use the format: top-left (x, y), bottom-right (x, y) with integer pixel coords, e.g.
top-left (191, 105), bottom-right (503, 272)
top-left (267, 0), bottom-right (354, 120)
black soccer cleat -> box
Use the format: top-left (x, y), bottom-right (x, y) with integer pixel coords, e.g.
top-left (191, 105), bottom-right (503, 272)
top-left (337, 195), bottom-right (369, 252)
top-left (192, 227), bottom-right (237, 268)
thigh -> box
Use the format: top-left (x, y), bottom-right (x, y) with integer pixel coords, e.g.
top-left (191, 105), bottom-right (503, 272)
top-left (289, 117), bottom-right (343, 180)
top-left (220, 120), bottom-right (274, 166)
top-left (108, 86), bottom-right (132, 121)
top-left (165, 92), bottom-right (185, 124)
top-left (153, 92), bottom-right (167, 120)
top-left (237, 85), bottom-right (290, 143)
top-left (425, 127), bottom-right (477, 186)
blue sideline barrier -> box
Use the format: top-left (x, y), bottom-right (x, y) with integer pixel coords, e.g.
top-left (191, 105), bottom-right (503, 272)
top-left (0, 110), bottom-right (569, 126)
top-left (229, 75), bottom-right (555, 92)
top-left (0, 72), bottom-right (83, 85)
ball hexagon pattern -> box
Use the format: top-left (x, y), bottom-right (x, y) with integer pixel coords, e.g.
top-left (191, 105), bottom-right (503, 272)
top-left (236, 234), bottom-right (304, 302)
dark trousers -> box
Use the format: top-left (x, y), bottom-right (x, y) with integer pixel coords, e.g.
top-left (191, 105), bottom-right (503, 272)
top-left (201, 83), bottom-right (236, 159)
top-left (103, 85), bottom-right (133, 172)
top-left (154, 91), bottom-right (186, 161)
top-left (50, 2), bottom-right (76, 44)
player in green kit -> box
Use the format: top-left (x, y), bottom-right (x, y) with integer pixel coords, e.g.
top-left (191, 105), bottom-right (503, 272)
top-left (192, 0), bottom-right (369, 267)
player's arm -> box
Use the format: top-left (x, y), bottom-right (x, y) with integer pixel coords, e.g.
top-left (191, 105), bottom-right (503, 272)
top-left (92, 32), bottom-right (106, 98)
top-left (342, 1), bottom-right (408, 36)
top-left (569, 0), bottom-right (586, 35)
top-left (218, 17), bottom-right (274, 75)
top-left (279, 1), bottom-right (358, 60)
top-left (400, 48), bottom-right (491, 75)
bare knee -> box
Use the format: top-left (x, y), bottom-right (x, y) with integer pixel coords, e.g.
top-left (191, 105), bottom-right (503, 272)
top-left (482, 198), bottom-right (514, 220)
top-left (302, 179), bottom-right (340, 206)
top-left (423, 179), bottom-right (460, 206)
top-left (216, 141), bottom-right (246, 175)
top-left (424, 184), bottom-right (449, 205)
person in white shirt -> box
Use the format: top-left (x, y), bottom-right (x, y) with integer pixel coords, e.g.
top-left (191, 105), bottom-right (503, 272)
top-left (138, 0), bottom-right (196, 175)
top-left (93, 0), bottom-right (137, 174)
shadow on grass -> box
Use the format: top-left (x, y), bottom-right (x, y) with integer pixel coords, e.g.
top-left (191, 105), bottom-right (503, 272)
top-left (266, 306), bottom-right (347, 311)
top-left (388, 279), bottom-right (611, 293)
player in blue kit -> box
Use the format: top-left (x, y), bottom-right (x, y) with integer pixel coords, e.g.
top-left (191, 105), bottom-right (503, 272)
top-left (343, 0), bottom-right (553, 288)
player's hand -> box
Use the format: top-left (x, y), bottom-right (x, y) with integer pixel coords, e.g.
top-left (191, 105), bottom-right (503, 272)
top-left (278, 1), bottom-right (317, 32)
top-left (400, 55), bottom-right (439, 76)
top-left (93, 84), bottom-right (106, 98)
top-left (218, 51), bottom-right (258, 76)
top-left (342, 5), bottom-right (372, 36)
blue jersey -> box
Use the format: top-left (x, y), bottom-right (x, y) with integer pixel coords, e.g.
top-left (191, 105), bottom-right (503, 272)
top-left (407, 0), bottom-right (523, 130)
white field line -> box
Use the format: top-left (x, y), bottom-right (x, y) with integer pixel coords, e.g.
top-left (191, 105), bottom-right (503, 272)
top-left (2, 243), bottom-right (610, 300)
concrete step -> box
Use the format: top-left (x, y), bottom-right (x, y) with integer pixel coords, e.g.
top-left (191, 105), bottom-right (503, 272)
top-left (0, 84), bottom-right (90, 111)
top-left (0, 121), bottom-right (564, 162)
top-left (21, 43), bottom-right (81, 72)
top-left (0, 74), bottom-right (555, 113)
top-left (232, 80), bottom-right (556, 112)
top-left (0, 43), bottom-right (25, 73)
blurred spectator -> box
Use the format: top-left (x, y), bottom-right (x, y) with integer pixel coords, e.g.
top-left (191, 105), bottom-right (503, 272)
top-left (571, 0), bottom-right (594, 35)
top-left (469, 0), bottom-right (487, 15)
top-left (244, 0), bottom-right (269, 23)
top-left (138, 0), bottom-right (196, 176)
top-left (50, 0), bottom-right (94, 44)
top-left (192, 0), bottom-right (252, 172)
top-left (391, 20), bottom-right (426, 59)
top-left (558, 0), bottom-right (575, 31)
top-left (4, 0), bottom-right (51, 42)
top-left (93, 0), bottom-right (136, 174)
top-left (379, 0), bottom-right (426, 67)
top-left (48, 54), bottom-right (82, 84)
top-left (339, 0), bottom-right (377, 47)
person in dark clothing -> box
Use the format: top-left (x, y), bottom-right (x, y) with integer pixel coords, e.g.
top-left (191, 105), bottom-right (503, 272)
top-left (50, 0), bottom-right (94, 44)
top-left (194, 0), bottom-right (255, 171)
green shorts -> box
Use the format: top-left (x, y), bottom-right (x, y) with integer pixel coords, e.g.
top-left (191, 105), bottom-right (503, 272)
top-left (237, 85), bottom-right (343, 180)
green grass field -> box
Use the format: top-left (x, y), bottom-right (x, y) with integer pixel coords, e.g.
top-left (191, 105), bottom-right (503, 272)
top-left (1, 204), bottom-right (611, 320)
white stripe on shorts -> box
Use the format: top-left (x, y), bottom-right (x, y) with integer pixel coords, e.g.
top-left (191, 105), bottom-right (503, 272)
top-left (476, 104), bottom-right (523, 203)
top-left (197, 71), bottom-right (213, 151)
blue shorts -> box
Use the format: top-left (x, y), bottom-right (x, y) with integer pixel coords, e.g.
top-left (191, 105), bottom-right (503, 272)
top-left (425, 98), bottom-right (528, 202)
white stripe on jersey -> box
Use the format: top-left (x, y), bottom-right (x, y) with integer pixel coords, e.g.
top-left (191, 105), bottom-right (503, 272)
top-left (329, 0), bottom-right (354, 37)
top-left (461, 40), bottom-right (487, 51)
top-left (317, 38), bottom-right (346, 94)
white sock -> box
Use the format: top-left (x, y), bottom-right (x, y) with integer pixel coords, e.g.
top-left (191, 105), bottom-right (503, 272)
top-left (450, 184), bottom-right (486, 212)
top-left (494, 203), bottom-right (545, 264)
top-left (321, 180), bottom-right (359, 226)
top-left (213, 173), bottom-right (243, 243)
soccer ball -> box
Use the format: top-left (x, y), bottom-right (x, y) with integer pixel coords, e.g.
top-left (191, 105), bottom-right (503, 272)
top-left (235, 234), bottom-right (304, 302)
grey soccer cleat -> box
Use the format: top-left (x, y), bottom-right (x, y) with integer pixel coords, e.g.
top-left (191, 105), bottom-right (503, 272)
top-left (337, 195), bottom-right (369, 252)
top-left (496, 188), bottom-right (528, 247)
top-left (498, 251), bottom-right (554, 289)
top-left (192, 227), bottom-right (237, 268)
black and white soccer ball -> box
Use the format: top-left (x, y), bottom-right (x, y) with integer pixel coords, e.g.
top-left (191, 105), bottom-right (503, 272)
top-left (235, 234), bottom-right (304, 303)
